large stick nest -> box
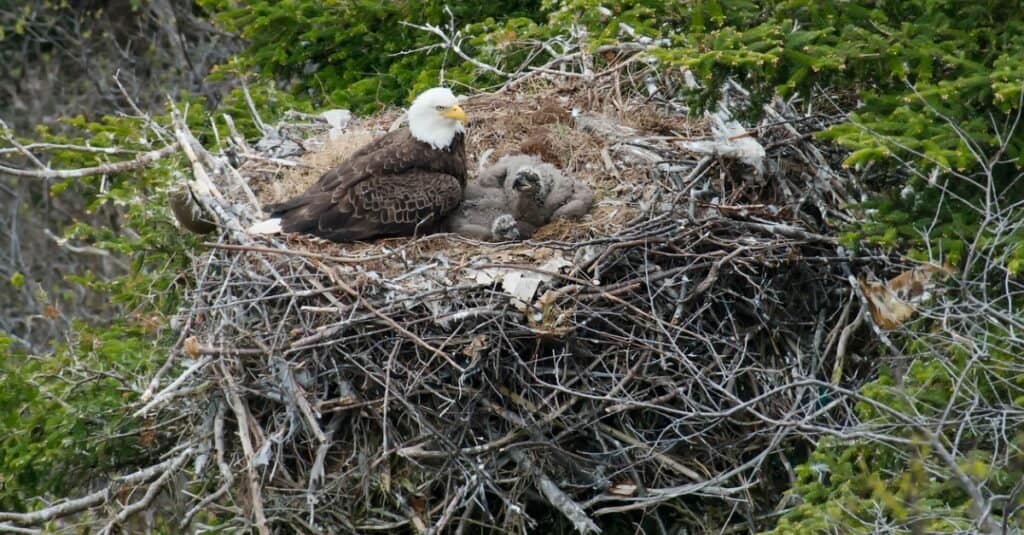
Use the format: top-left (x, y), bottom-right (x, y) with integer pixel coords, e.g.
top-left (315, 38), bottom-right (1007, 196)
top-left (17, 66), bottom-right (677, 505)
top-left (148, 79), bottom-right (883, 533)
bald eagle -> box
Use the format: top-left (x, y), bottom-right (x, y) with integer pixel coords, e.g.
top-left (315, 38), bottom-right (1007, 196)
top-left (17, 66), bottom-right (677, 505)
top-left (248, 87), bottom-right (468, 242)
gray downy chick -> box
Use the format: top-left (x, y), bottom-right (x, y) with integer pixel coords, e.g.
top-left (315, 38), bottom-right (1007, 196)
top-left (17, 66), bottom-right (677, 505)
top-left (443, 182), bottom-right (522, 241)
top-left (447, 154), bottom-right (593, 241)
top-left (479, 154), bottom-right (593, 238)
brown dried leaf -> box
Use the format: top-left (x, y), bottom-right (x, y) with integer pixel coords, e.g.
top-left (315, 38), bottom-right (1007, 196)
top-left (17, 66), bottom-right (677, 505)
top-left (860, 263), bottom-right (953, 329)
top-left (139, 420), bottom-right (157, 448)
top-left (462, 334), bottom-right (489, 359)
top-left (407, 495), bottom-right (426, 514)
top-left (888, 262), bottom-right (953, 302)
top-left (527, 289), bottom-right (576, 336)
top-left (860, 277), bottom-right (915, 330)
top-left (183, 336), bottom-right (202, 358)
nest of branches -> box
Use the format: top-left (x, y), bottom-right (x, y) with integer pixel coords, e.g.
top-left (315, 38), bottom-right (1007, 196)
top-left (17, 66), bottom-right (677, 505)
top-left (3, 72), bottom-right (892, 533)
top-left (138, 78), bottom-right (883, 533)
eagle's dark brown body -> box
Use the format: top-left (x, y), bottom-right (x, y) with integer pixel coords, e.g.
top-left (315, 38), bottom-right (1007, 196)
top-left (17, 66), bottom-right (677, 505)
top-left (266, 128), bottom-right (467, 242)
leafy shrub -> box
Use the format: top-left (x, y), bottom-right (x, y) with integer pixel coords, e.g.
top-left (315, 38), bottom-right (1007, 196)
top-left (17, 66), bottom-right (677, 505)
top-left (542, 2), bottom-right (1024, 531)
top-left (4, 1), bottom-right (1023, 532)
top-left (544, 0), bottom-right (1024, 260)
top-left (0, 86), bottom-right (301, 510)
top-left (200, 0), bottom-right (546, 113)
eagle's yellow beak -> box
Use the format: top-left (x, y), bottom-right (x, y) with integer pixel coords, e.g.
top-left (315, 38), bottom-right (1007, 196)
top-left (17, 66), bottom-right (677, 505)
top-left (442, 104), bottom-right (467, 123)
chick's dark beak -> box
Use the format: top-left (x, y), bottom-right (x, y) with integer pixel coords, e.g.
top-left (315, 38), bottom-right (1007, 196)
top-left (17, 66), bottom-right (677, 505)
top-left (513, 170), bottom-right (541, 192)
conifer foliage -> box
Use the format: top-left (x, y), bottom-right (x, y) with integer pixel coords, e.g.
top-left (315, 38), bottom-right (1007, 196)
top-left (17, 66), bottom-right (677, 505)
top-left (1, 1), bottom-right (1023, 533)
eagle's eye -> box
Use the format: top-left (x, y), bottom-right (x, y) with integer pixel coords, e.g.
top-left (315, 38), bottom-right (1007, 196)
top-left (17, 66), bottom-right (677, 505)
top-left (435, 105), bottom-right (446, 111)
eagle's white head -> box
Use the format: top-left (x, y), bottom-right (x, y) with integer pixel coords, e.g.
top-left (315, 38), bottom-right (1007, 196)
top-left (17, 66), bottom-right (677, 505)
top-left (408, 87), bottom-right (467, 150)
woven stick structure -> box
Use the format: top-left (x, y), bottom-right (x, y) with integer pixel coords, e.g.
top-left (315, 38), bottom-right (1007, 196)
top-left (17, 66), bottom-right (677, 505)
top-left (2, 74), bottom-right (890, 534)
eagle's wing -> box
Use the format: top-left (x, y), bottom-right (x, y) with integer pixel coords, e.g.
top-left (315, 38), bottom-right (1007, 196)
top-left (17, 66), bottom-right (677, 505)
top-left (266, 129), bottom-right (424, 214)
top-left (307, 171), bottom-right (463, 242)
top-left (315, 129), bottom-right (424, 194)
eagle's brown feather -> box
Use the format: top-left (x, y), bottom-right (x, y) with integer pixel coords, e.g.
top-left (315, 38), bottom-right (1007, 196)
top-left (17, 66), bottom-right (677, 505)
top-left (266, 130), bottom-right (466, 242)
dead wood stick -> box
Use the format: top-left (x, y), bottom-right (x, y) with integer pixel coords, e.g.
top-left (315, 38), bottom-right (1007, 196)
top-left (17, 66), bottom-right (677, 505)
top-left (382, 342), bottom-right (398, 458)
top-left (398, 428), bottom-right (522, 460)
top-left (3, 117), bottom-right (85, 172)
top-left (400, 19), bottom-right (509, 77)
top-left (468, 262), bottom-right (595, 287)
top-left (170, 107), bottom-right (256, 240)
top-left (592, 478), bottom-right (755, 515)
top-left (425, 476), bottom-right (475, 535)
top-left (239, 78), bottom-right (268, 134)
top-left (0, 449), bottom-right (191, 525)
top-left (171, 114), bottom-right (221, 204)
top-left (222, 113), bottom-right (252, 153)
top-left (101, 446), bottom-right (194, 534)
top-left (112, 72), bottom-right (171, 144)
top-left (595, 423), bottom-right (705, 483)
top-left (283, 364), bottom-right (326, 443)
top-left (0, 491), bottom-right (108, 526)
top-left (586, 287), bottom-right (703, 340)
top-left (0, 143), bottom-right (147, 156)
top-left (926, 433), bottom-right (1002, 534)
top-left (326, 265), bottom-right (465, 373)
top-left (204, 241), bottom-right (389, 263)
top-left (219, 362), bottom-right (270, 535)
top-left (592, 430), bottom-right (782, 515)
top-left (134, 354), bottom-right (213, 417)
top-left (821, 293), bottom-right (855, 359)
top-left (511, 450), bottom-right (600, 534)
top-left (181, 401), bottom-right (234, 528)
top-left (736, 220), bottom-right (836, 243)
top-left (140, 352), bottom-right (178, 403)
top-left (224, 154), bottom-right (264, 213)
top-left (687, 246), bottom-right (748, 301)
top-left (43, 228), bottom-right (125, 264)
top-left (831, 302), bottom-right (865, 385)
top-left (399, 384), bottom-right (585, 460)
top-left (309, 415), bottom-right (344, 496)
top-left (0, 143), bottom-right (179, 179)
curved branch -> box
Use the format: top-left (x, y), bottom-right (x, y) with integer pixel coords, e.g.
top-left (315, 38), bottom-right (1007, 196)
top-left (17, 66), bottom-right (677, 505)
top-left (0, 448), bottom-right (193, 526)
top-left (0, 143), bottom-right (180, 179)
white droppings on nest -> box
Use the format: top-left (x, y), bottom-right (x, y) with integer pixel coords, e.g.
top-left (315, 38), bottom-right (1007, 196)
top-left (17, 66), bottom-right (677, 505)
top-left (469, 251), bottom-right (573, 303)
top-left (683, 108), bottom-right (766, 176)
top-left (246, 218), bottom-right (282, 235)
top-left (321, 109), bottom-right (353, 139)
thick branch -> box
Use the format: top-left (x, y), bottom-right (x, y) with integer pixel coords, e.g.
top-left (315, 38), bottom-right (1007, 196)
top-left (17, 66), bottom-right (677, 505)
top-left (0, 451), bottom-right (190, 526)
top-left (0, 143), bottom-right (179, 179)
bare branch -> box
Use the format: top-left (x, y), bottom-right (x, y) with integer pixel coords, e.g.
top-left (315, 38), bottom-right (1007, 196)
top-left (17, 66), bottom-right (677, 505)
top-left (0, 143), bottom-right (179, 179)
